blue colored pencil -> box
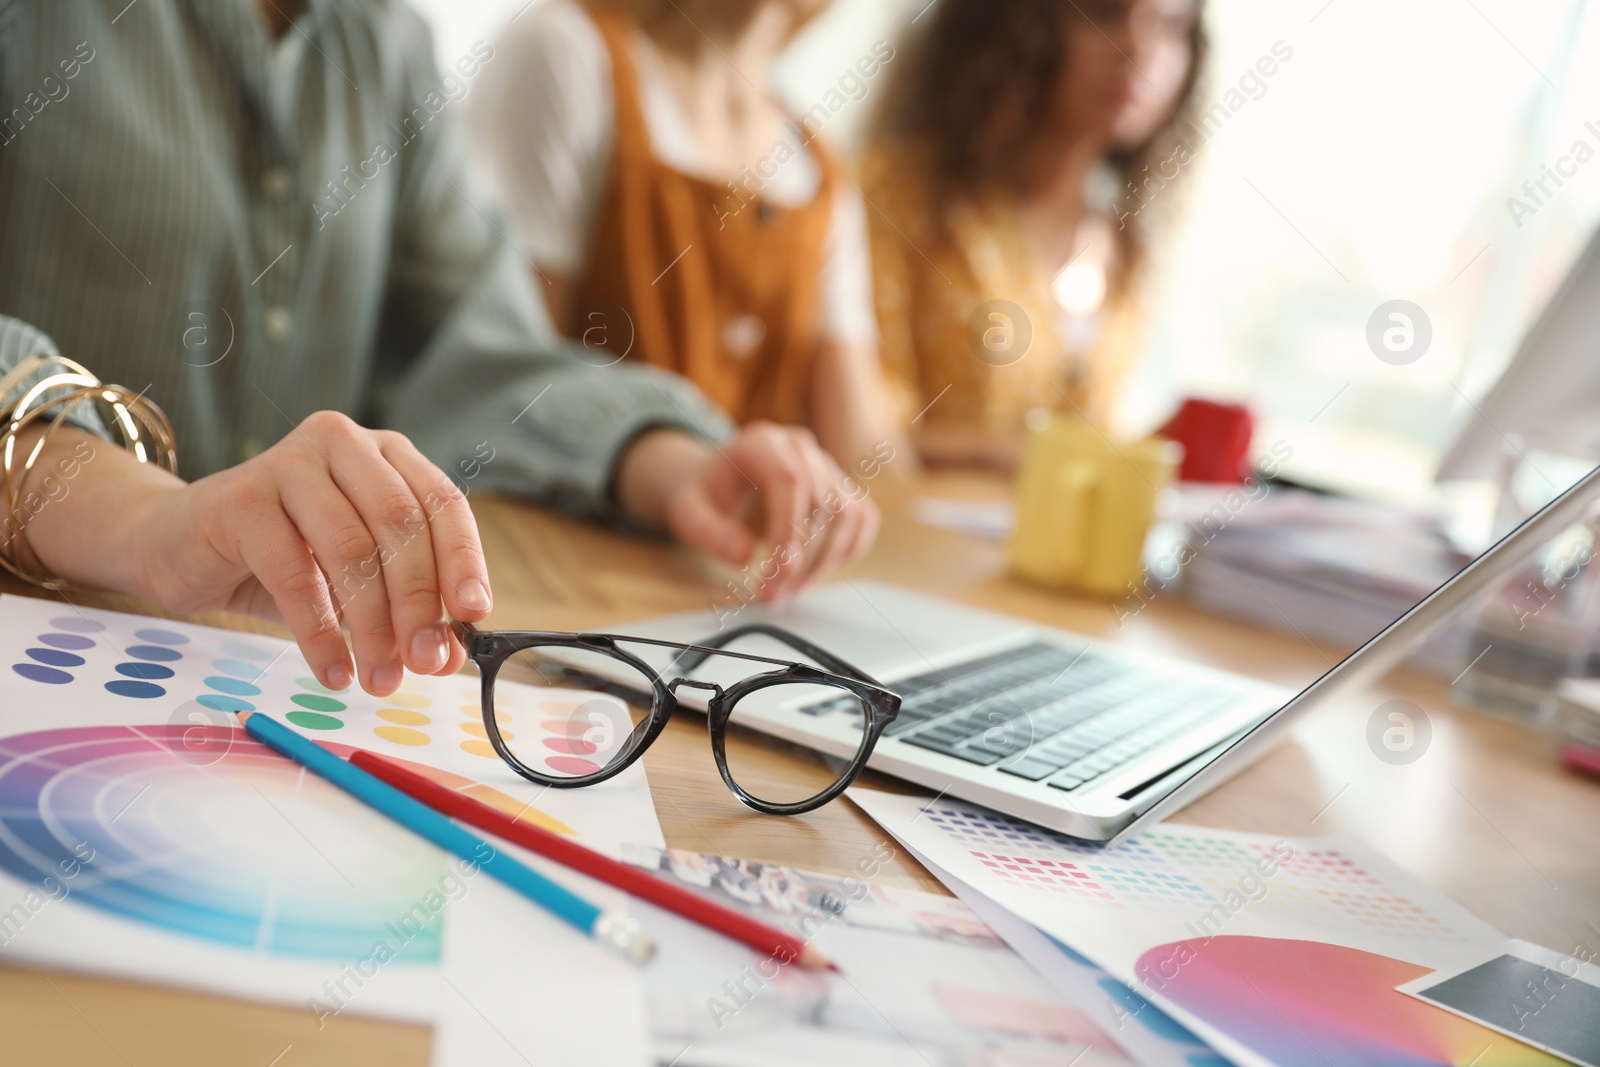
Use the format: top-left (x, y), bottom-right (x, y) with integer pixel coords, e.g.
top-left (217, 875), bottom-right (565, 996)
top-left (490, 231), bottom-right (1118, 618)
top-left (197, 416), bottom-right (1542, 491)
top-left (242, 711), bottom-right (655, 963)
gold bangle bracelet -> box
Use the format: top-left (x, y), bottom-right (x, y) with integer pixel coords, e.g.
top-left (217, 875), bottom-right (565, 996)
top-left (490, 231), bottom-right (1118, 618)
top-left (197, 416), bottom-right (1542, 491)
top-left (0, 354), bottom-right (177, 589)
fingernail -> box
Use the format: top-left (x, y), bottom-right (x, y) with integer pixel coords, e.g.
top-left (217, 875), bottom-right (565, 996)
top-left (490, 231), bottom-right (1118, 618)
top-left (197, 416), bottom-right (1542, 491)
top-left (326, 662), bottom-right (353, 692)
top-left (410, 628), bottom-right (449, 672)
top-left (372, 661), bottom-right (403, 694)
top-left (458, 578), bottom-right (492, 613)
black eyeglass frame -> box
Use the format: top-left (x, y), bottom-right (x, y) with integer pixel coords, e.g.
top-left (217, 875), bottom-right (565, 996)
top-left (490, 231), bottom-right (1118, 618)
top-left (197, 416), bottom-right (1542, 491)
top-left (451, 621), bottom-right (902, 816)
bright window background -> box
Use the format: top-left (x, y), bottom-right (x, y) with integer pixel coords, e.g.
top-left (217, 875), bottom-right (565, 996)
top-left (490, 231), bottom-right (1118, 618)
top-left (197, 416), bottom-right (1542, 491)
top-left (415, 0), bottom-right (1600, 499)
top-left (1126, 0), bottom-right (1600, 497)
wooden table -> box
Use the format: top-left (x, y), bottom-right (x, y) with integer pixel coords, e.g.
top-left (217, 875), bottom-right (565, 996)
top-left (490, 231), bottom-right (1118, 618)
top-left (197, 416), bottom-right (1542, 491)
top-left (4, 472), bottom-right (1598, 1065)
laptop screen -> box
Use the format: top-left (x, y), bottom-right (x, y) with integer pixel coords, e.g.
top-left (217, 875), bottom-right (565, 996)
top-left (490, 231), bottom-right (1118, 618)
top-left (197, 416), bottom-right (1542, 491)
top-left (1121, 457), bottom-right (1600, 842)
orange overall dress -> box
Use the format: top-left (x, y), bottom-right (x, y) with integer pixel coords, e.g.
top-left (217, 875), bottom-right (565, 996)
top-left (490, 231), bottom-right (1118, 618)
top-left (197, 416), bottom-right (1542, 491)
top-left (569, 9), bottom-right (837, 426)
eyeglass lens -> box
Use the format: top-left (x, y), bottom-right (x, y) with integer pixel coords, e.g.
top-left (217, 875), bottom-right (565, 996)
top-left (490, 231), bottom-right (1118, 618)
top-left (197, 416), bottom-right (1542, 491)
top-left (490, 645), bottom-right (656, 781)
top-left (683, 652), bottom-right (872, 807)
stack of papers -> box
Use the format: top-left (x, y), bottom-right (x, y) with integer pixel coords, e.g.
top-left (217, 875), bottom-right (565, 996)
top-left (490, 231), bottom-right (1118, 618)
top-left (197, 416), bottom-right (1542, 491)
top-left (1177, 489), bottom-right (1475, 675)
top-left (435, 843), bottom-right (1161, 1066)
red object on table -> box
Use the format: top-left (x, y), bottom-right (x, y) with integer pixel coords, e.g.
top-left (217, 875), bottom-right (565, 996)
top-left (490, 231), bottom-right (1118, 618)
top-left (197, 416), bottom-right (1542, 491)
top-left (1561, 742), bottom-right (1600, 779)
top-left (348, 749), bottom-right (837, 971)
top-left (1158, 398), bottom-right (1256, 483)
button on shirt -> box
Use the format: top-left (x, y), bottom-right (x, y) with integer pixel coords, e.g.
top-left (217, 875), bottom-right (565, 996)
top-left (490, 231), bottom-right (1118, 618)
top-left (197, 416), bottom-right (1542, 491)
top-left (261, 167), bottom-right (293, 203)
top-left (0, 0), bottom-right (732, 515)
top-left (262, 306), bottom-right (293, 343)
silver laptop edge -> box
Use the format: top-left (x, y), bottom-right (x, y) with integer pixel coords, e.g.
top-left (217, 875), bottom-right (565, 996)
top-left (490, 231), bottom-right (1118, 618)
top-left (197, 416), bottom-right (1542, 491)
top-left (598, 464), bottom-right (1600, 845)
top-left (1114, 460), bottom-right (1600, 843)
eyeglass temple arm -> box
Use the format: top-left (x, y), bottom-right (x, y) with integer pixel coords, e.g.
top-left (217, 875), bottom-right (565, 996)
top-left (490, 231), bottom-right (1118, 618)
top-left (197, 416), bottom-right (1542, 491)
top-left (451, 620), bottom-right (482, 653)
top-left (677, 623), bottom-right (884, 687)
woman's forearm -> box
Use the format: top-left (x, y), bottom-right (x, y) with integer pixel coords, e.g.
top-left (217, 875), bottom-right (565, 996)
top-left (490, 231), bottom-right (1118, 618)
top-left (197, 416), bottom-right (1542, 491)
top-left (4, 424), bottom-right (181, 597)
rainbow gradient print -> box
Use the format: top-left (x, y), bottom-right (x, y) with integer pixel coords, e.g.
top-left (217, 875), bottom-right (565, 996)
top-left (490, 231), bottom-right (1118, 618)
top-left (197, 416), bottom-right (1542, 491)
top-left (1136, 935), bottom-right (1564, 1066)
top-left (0, 724), bottom-right (571, 960)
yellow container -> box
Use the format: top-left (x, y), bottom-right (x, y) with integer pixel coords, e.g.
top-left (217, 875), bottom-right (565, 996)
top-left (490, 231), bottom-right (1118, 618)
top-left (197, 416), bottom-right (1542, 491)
top-left (1007, 419), bottom-right (1182, 597)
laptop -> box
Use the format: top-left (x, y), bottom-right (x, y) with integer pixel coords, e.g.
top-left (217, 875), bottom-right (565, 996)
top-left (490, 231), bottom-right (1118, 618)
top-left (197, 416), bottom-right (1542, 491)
top-left (602, 227), bottom-right (1600, 843)
top-left (606, 461), bottom-right (1600, 844)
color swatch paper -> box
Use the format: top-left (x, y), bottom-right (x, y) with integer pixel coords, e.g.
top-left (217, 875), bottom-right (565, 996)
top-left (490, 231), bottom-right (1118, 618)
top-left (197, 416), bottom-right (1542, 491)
top-left (0, 595), bottom-right (662, 1019)
top-left (850, 788), bottom-right (1563, 1067)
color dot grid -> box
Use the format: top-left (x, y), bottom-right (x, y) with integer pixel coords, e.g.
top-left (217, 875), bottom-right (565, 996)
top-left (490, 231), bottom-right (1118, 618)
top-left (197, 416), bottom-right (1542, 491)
top-left (12, 617), bottom-right (293, 719)
top-left (228, 666), bottom-right (466, 761)
top-left (923, 804), bottom-right (1465, 942)
top-left (280, 681), bottom-right (618, 778)
top-left (9, 610), bottom-right (619, 777)
top-left (13, 617), bottom-right (194, 699)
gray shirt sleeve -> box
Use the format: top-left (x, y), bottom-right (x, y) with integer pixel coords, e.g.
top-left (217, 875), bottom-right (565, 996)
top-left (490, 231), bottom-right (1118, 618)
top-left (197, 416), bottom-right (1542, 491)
top-left (0, 314), bottom-right (112, 439)
top-left (372, 22), bottom-right (734, 520)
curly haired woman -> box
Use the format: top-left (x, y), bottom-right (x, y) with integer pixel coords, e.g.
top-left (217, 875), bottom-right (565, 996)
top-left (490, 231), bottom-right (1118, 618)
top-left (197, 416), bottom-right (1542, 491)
top-left (863, 0), bottom-right (1206, 468)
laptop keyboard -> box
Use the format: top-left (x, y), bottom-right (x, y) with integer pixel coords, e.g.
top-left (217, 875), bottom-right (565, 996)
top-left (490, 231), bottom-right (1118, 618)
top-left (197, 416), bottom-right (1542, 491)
top-left (806, 642), bottom-right (1243, 793)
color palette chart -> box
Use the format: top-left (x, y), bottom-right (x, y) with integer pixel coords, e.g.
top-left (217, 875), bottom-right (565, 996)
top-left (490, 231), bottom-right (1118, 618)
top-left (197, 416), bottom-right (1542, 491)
top-left (0, 722), bottom-right (447, 959)
top-left (0, 595), bottom-right (663, 1016)
top-left (849, 788), bottom-right (1556, 1067)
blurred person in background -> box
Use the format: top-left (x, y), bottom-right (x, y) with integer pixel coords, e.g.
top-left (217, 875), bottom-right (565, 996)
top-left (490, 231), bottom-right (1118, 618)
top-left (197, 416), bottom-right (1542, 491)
top-left (863, 0), bottom-right (1205, 468)
top-left (470, 0), bottom-right (909, 476)
top-left (0, 0), bottom-right (879, 637)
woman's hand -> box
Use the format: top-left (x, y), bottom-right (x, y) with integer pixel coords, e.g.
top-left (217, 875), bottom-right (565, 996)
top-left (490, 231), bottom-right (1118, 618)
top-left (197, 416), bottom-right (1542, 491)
top-left (27, 412), bottom-right (492, 696)
top-left (614, 421), bottom-right (881, 600)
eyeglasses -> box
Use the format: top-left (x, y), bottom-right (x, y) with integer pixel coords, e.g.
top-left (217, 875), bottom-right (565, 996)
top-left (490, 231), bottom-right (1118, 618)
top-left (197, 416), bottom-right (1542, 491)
top-left (451, 621), bottom-right (901, 815)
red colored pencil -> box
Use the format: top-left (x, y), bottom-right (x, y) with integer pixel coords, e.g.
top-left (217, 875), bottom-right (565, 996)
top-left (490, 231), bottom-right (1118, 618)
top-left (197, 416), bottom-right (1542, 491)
top-left (348, 750), bottom-right (837, 972)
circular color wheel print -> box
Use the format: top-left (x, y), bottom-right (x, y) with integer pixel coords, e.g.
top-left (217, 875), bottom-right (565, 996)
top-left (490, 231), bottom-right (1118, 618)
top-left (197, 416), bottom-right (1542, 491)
top-left (0, 725), bottom-right (570, 960)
